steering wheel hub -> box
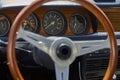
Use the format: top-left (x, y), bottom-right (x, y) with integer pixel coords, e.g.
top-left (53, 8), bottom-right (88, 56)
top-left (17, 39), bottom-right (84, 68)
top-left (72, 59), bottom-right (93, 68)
top-left (49, 37), bottom-right (77, 67)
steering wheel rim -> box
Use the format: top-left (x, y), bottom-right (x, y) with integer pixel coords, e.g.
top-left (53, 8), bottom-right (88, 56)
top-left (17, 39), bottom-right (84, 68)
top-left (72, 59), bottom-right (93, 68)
top-left (7, 0), bottom-right (118, 80)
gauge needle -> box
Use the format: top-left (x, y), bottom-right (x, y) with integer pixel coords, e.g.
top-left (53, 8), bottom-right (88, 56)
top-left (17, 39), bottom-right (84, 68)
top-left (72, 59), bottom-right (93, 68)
top-left (73, 23), bottom-right (77, 32)
top-left (0, 16), bottom-right (6, 21)
top-left (45, 21), bottom-right (55, 29)
top-left (23, 20), bottom-right (36, 30)
top-left (74, 16), bottom-right (78, 32)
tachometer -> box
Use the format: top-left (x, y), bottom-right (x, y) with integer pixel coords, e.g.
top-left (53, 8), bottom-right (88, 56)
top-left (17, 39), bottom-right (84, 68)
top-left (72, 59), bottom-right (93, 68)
top-left (0, 14), bottom-right (11, 36)
top-left (70, 13), bottom-right (89, 35)
top-left (22, 13), bottom-right (40, 33)
top-left (43, 11), bottom-right (67, 36)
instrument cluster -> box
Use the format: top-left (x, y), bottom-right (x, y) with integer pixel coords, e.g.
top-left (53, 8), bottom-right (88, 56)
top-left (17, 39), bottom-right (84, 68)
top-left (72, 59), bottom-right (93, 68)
top-left (0, 9), bottom-right (92, 36)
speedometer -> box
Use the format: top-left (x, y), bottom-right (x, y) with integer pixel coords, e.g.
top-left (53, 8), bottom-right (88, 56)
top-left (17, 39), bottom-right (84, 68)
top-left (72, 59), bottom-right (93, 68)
top-left (43, 11), bottom-right (67, 36)
top-left (0, 14), bottom-right (11, 36)
top-left (22, 13), bottom-right (40, 33)
top-left (70, 13), bottom-right (90, 35)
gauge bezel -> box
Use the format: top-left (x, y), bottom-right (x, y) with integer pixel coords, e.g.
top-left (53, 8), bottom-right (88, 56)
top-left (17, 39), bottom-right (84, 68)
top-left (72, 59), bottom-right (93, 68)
top-left (69, 13), bottom-right (90, 35)
top-left (42, 10), bottom-right (67, 36)
top-left (22, 13), bottom-right (40, 33)
top-left (0, 14), bottom-right (11, 36)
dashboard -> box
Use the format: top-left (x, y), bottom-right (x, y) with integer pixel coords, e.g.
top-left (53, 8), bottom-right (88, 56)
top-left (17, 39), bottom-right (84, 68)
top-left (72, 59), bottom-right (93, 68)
top-left (0, 1), bottom-right (119, 37)
top-left (0, 0), bottom-right (120, 80)
top-left (0, 7), bottom-right (94, 36)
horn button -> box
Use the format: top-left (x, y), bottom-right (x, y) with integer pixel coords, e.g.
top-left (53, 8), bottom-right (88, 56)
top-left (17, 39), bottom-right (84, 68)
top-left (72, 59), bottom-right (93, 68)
top-left (56, 44), bottom-right (72, 60)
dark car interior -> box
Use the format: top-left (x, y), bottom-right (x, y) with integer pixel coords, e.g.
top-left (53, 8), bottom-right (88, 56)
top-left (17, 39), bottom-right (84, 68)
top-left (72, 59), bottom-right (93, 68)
top-left (0, 0), bottom-right (120, 80)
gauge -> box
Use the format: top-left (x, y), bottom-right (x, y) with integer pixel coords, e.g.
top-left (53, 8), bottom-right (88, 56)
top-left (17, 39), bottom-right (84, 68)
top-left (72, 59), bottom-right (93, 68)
top-left (43, 11), bottom-right (67, 36)
top-left (0, 14), bottom-right (11, 36)
top-left (70, 13), bottom-right (89, 35)
top-left (22, 13), bottom-right (40, 33)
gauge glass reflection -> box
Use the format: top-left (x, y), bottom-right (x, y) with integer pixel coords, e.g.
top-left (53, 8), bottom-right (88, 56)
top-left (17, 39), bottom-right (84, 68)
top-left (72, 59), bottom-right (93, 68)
top-left (22, 13), bottom-right (40, 33)
top-left (0, 14), bottom-right (10, 36)
top-left (43, 11), bottom-right (67, 36)
top-left (70, 13), bottom-right (89, 35)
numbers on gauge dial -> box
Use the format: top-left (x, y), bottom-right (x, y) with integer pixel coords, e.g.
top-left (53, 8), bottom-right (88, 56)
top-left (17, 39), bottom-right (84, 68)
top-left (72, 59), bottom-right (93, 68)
top-left (43, 11), bottom-right (67, 36)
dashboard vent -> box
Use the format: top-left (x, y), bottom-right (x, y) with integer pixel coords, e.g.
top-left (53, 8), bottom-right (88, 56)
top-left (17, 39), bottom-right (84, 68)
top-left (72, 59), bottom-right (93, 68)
top-left (83, 50), bottom-right (120, 80)
top-left (85, 57), bottom-right (108, 80)
top-left (86, 58), bottom-right (108, 71)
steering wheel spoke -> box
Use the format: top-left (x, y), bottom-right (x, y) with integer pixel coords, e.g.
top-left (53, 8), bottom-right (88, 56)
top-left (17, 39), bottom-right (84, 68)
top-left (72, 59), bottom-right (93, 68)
top-left (55, 64), bottom-right (69, 80)
top-left (17, 27), bottom-right (53, 53)
top-left (74, 39), bottom-right (110, 56)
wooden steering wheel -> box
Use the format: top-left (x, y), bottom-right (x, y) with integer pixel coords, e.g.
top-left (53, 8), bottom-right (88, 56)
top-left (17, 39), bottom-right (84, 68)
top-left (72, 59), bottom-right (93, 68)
top-left (7, 0), bottom-right (118, 80)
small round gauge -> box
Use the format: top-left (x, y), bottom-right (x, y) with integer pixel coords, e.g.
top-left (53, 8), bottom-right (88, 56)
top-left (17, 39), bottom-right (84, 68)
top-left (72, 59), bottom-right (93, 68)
top-left (0, 14), bottom-right (11, 36)
top-left (43, 11), bottom-right (67, 36)
top-left (22, 13), bottom-right (40, 33)
top-left (70, 13), bottom-right (89, 35)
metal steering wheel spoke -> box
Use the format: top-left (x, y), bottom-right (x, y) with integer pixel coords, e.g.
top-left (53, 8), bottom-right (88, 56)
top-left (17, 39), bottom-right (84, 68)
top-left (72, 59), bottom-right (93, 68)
top-left (74, 38), bottom-right (110, 56)
top-left (17, 27), bottom-right (53, 53)
top-left (55, 64), bottom-right (69, 80)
